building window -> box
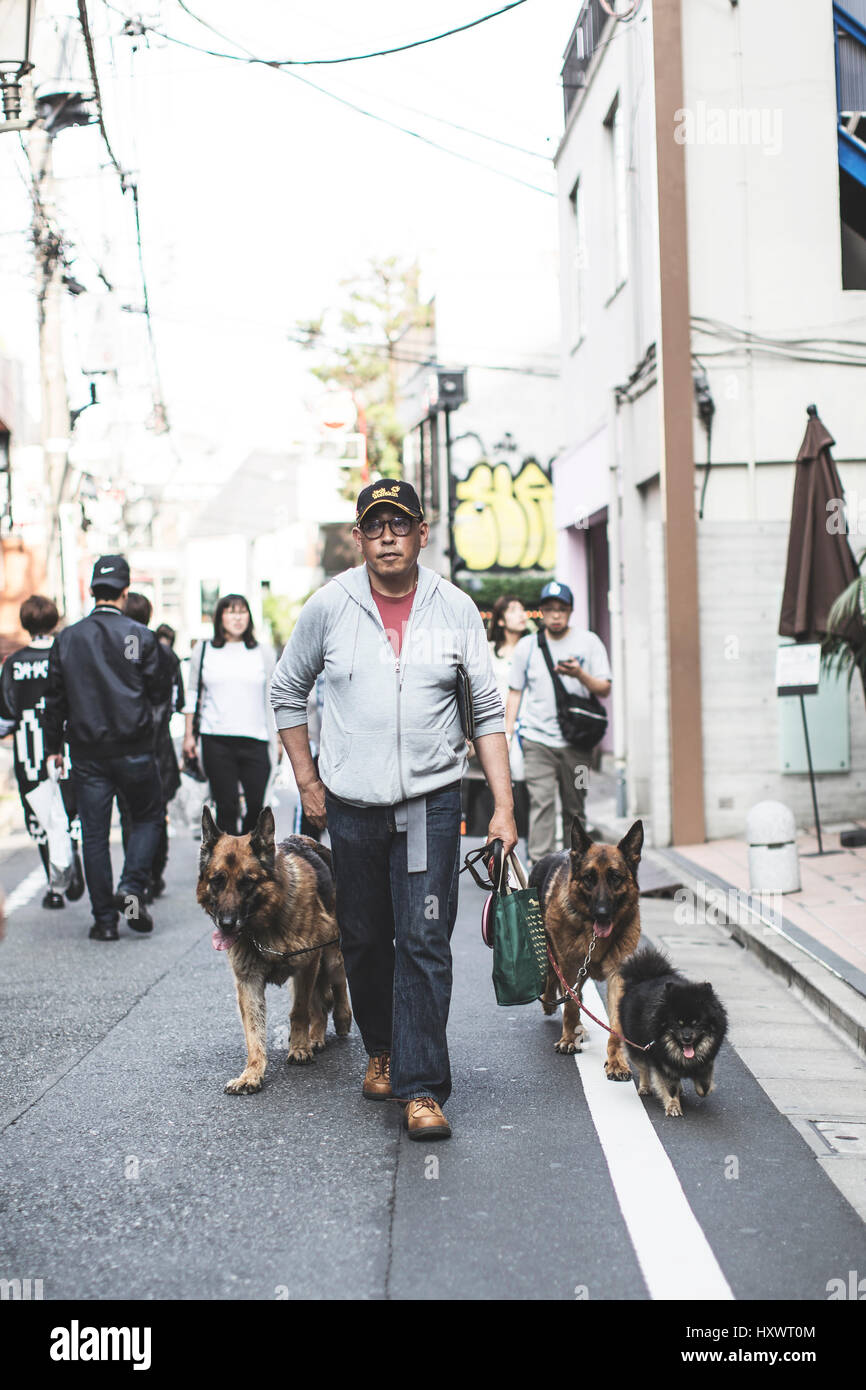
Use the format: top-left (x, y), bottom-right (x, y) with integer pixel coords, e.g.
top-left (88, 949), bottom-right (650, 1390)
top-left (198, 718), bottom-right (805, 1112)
top-left (835, 2), bottom-right (866, 288)
top-left (569, 179), bottom-right (587, 345)
top-left (605, 94), bottom-right (629, 294)
top-left (561, 1), bottom-right (613, 123)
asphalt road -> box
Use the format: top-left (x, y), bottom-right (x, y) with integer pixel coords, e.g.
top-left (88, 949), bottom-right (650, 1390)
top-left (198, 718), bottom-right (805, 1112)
top-left (2, 809), bottom-right (866, 1305)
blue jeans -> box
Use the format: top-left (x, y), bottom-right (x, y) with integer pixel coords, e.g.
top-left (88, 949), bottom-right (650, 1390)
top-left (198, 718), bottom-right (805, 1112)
top-left (72, 753), bottom-right (163, 926)
top-left (325, 781), bottom-right (461, 1106)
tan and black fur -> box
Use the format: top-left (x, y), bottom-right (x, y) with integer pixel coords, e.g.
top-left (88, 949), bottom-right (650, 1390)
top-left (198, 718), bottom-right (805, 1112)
top-left (529, 819), bottom-right (643, 1080)
top-left (197, 805), bottom-right (351, 1094)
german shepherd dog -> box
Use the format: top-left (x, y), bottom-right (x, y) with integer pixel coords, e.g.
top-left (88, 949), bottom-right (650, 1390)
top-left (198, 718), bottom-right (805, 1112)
top-left (198, 805), bottom-right (352, 1094)
top-left (529, 819), bottom-right (643, 1080)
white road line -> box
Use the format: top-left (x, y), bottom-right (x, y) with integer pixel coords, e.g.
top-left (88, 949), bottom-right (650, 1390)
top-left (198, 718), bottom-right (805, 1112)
top-left (575, 979), bottom-right (734, 1302)
top-left (4, 867), bottom-right (47, 916)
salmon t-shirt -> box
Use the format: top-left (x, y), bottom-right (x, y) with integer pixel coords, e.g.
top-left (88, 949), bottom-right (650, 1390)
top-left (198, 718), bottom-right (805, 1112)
top-left (371, 586), bottom-right (416, 658)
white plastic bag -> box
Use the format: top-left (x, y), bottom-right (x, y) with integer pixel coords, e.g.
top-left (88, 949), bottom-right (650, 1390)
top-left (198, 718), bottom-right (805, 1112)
top-left (25, 765), bottom-right (73, 889)
top-left (509, 723), bottom-right (526, 782)
top-left (173, 773), bottom-right (211, 833)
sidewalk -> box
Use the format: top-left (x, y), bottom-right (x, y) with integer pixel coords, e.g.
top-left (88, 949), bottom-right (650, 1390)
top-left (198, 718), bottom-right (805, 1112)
top-left (586, 770), bottom-right (866, 1058)
top-left (672, 827), bottom-right (866, 997)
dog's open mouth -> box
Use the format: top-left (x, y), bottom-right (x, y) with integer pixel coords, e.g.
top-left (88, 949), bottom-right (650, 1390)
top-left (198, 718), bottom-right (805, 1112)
top-left (593, 920), bottom-right (613, 939)
top-left (682, 1044), bottom-right (695, 1059)
top-left (212, 928), bottom-right (239, 952)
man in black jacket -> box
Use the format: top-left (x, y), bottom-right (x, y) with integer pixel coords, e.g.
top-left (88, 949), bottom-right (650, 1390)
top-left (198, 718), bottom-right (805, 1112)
top-left (44, 556), bottom-right (171, 941)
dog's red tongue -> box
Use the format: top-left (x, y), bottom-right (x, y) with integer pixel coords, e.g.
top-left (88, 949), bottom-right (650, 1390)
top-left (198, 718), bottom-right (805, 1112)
top-left (593, 920), bottom-right (613, 939)
top-left (212, 928), bottom-right (234, 952)
top-left (683, 1044), bottom-right (695, 1058)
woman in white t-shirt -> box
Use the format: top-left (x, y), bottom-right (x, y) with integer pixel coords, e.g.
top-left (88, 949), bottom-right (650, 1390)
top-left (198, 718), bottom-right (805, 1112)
top-left (464, 593), bottom-right (530, 837)
top-left (182, 594), bottom-right (276, 834)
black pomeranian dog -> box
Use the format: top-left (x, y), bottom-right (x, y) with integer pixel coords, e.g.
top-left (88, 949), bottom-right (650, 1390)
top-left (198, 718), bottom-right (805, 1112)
top-left (618, 944), bottom-right (728, 1118)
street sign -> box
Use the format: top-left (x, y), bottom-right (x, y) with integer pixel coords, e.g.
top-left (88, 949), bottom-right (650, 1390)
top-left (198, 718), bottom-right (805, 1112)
top-left (776, 643), bottom-right (821, 697)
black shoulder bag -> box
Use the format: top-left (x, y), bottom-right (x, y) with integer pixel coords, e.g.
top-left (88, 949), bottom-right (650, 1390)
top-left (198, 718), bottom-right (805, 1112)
top-left (183, 642), bottom-right (208, 782)
top-left (536, 630), bottom-right (608, 750)
top-left (192, 640), bottom-right (207, 738)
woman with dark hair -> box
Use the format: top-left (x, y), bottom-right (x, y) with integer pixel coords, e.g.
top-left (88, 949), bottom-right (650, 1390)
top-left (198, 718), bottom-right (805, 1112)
top-left (464, 593), bottom-right (530, 837)
top-left (182, 595), bottom-right (277, 833)
top-left (487, 593), bottom-right (528, 664)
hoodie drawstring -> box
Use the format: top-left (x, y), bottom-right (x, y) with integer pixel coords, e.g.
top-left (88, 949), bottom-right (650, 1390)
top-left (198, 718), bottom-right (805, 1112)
top-left (348, 600), bottom-right (361, 681)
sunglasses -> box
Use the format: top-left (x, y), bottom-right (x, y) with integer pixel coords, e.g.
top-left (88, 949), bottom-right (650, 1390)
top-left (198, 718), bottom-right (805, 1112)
top-left (358, 513), bottom-right (416, 538)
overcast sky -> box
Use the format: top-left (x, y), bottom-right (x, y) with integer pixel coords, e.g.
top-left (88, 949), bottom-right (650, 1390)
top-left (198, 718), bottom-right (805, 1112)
top-left (1, 1), bottom-right (578, 461)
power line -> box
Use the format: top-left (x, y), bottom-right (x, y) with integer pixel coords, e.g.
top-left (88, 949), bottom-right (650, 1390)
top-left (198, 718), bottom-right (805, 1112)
top-left (330, 77), bottom-right (550, 161)
top-left (285, 330), bottom-right (560, 377)
top-left (177, 0), bottom-right (549, 160)
top-left (76, 0), bottom-right (175, 435)
top-left (277, 67), bottom-right (555, 197)
top-left (77, 0), bottom-right (127, 185)
top-left (174, 0), bottom-right (529, 65)
top-left (102, 2), bottom-right (555, 196)
top-left (691, 316), bottom-right (866, 368)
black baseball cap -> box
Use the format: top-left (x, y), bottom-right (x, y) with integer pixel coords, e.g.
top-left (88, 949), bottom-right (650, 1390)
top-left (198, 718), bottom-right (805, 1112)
top-left (90, 554), bottom-right (131, 592)
top-left (356, 479), bottom-right (423, 526)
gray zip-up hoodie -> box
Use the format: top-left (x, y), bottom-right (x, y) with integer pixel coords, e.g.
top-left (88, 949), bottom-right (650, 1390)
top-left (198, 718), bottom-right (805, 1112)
top-left (269, 563), bottom-right (504, 807)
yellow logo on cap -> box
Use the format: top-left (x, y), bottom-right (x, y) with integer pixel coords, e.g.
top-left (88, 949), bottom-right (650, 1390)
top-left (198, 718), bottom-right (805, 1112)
top-left (371, 484), bottom-right (401, 500)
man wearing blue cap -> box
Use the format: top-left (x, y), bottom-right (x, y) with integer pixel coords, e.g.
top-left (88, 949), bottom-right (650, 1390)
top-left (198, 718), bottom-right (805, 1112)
top-left (505, 581), bottom-right (611, 863)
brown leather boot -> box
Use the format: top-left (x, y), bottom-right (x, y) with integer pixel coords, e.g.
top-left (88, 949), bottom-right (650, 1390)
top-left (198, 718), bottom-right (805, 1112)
top-left (403, 1097), bottom-right (451, 1141)
top-left (362, 1052), bottom-right (392, 1101)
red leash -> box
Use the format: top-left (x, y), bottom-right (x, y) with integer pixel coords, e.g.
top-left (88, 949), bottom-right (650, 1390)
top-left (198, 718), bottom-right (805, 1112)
top-left (545, 943), bottom-right (653, 1052)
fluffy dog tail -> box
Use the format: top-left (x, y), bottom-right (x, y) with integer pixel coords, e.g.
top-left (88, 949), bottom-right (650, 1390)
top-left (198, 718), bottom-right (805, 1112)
top-left (619, 942), bottom-right (675, 987)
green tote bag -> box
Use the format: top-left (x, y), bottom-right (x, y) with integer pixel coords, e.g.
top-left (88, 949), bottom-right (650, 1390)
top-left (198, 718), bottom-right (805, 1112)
top-left (489, 847), bottom-right (548, 1007)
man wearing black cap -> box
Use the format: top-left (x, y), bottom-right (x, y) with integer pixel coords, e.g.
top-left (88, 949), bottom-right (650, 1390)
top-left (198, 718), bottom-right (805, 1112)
top-left (271, 481), bottom-right (516, 1140)
top-left (43, 556), bottom-right (171, 940)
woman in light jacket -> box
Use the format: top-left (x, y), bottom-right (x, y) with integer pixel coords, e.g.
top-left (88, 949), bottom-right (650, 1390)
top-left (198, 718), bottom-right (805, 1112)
top-left (183, 594), bottom-right (276, 834)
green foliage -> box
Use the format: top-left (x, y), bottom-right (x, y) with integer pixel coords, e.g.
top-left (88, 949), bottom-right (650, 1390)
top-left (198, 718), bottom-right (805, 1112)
top-left (262, 592), bottom-right (306, 651)
top-left (296, 255), bottom-right (433, 479)
top-left (822, 550), bottom-right (866, 693)
top-left (454, 571), bottom-right (554, 612)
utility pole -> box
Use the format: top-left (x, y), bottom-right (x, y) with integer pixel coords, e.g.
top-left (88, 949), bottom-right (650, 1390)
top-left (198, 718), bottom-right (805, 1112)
top-left (24, 85), bottom-right (73, 613)
top-left (651, 0), bottom-right (706, 844)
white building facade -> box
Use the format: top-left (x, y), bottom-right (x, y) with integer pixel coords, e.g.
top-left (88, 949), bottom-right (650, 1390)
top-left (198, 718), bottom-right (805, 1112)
top-left (555, 0), bottom-right (866, 844)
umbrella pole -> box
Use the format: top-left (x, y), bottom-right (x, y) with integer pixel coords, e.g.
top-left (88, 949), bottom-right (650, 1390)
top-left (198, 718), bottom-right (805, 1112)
top-left (799, 694), bottom-right (824, 854)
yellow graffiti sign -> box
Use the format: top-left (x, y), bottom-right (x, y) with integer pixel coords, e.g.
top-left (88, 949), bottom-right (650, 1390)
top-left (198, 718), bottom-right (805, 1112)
top-left (453, 460), bottom-right (555, 571)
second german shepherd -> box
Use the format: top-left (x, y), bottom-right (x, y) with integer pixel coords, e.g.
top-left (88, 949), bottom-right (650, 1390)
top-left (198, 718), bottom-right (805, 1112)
top-left (530, 819), bottom-right (643, 1081)
top-left (198, 806), bottom-right (351, 1094)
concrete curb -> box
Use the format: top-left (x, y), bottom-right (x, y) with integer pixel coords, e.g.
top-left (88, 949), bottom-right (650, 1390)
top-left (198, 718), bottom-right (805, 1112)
top-left (659, 847), bottom-right (866, 1061)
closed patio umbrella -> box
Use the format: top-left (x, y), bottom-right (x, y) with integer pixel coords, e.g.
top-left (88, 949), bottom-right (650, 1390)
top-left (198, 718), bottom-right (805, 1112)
top-left (778, 404), bottom-right (864, 852)
top-left (779, 405), bottom-right (860, 642)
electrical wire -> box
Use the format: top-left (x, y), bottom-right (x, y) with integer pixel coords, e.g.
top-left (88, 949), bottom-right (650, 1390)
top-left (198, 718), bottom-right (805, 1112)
top-left (286, 330), bottom-right (560, 377)
top-left (274, 68), bottom-right (555, 197)
top-left (693, 314), bottom-right (866, 355)
top-left (174, 0), bottom-right (529, 65)
top-left (333, 78), bottom-right (551, 161)
top-left (102, 2), bottom-right (556, 196)
top-left (77, 0), bottom-right (175, 436)
top-left (77, 0), bottom-right (127, 186)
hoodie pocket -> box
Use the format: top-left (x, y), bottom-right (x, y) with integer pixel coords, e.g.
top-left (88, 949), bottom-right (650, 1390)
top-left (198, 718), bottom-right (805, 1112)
top-left (403, 730), bottom-right (460, 779)
top-left (321, 731), bottom-right (400, 802)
